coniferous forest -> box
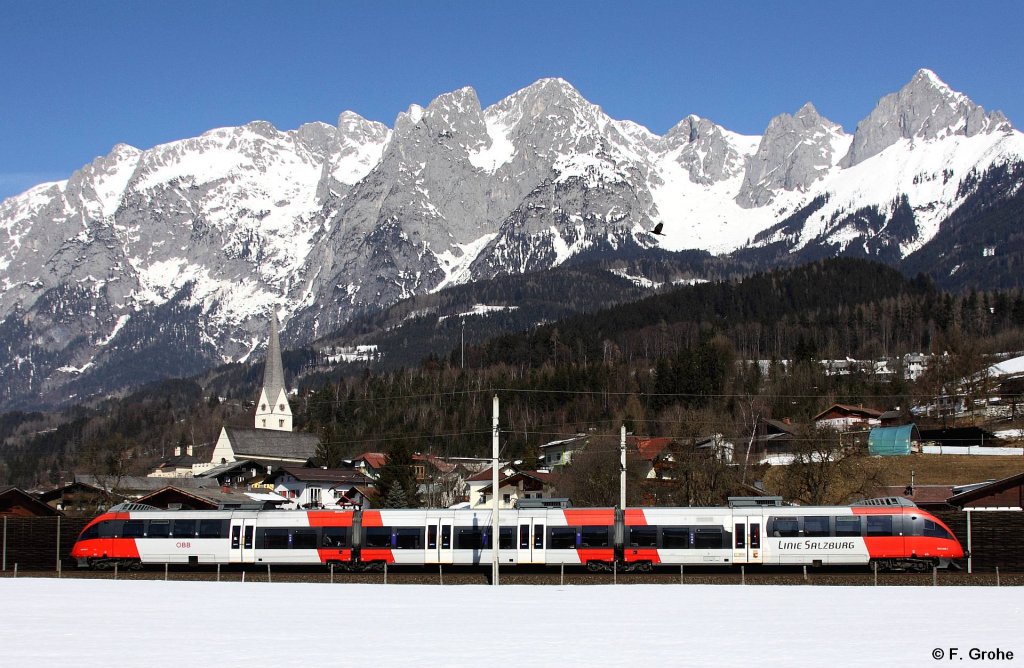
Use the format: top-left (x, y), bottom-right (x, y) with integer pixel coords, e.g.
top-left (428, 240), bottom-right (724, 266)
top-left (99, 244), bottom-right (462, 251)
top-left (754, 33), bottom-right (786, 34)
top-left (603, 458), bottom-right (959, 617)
top-left (1, 258), bottom-right (1023, 492)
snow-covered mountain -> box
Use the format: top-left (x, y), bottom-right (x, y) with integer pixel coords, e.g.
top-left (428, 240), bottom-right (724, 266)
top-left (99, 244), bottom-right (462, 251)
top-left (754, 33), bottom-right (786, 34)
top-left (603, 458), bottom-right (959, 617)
top-left (1, 68), bottom-right (1022, 407)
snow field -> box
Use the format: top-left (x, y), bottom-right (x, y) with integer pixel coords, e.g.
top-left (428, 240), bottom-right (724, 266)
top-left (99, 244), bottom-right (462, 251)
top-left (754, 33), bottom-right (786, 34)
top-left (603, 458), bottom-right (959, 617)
top-left (2, 579), bottom-right (1021, 667)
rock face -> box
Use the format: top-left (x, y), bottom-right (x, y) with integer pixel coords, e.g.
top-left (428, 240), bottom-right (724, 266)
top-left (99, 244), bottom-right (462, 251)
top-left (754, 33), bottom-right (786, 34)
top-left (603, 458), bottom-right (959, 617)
top-left (1, 69), bottom-right (1023, 407)
top-left (737, 103), bottom-right (849, 208)
top-left (841, 69), bottom-right (1012, 167)
top-left (661, 115), bottom-right (750, 186)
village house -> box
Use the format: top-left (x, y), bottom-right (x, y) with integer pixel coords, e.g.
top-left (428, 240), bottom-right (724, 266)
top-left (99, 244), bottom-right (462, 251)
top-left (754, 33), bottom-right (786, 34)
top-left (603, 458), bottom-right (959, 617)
top-left (0, 486), bottom-right (63, 517)
top-left (467, 464), bottom-right (558, 509)
top-left (537, 434), bottom-right (588, 469)
top-left (265, 466), bottom-right (376, 509)
top-left (812, 403), bottom-right (884, 431)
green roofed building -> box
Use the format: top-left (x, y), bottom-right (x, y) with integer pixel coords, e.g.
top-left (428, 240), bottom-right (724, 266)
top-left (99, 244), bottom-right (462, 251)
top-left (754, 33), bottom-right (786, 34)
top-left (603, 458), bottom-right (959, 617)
top-left (868, 424), bottom-right (921, 456)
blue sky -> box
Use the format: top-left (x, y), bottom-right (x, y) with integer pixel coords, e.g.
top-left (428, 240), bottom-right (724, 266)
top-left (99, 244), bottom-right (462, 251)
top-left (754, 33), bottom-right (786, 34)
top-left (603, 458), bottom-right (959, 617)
top-left (2, 0), bottom-right (1022, 200)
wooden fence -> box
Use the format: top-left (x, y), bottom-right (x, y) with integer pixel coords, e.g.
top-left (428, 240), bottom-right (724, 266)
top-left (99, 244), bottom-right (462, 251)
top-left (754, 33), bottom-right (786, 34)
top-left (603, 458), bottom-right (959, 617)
top-left (1, 517), bottom-right (91, 571)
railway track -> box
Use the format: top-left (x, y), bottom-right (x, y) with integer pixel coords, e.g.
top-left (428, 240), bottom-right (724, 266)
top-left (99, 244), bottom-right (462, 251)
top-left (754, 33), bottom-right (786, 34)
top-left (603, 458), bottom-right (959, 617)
top-left (5, 565), bottom-right (1022, 586)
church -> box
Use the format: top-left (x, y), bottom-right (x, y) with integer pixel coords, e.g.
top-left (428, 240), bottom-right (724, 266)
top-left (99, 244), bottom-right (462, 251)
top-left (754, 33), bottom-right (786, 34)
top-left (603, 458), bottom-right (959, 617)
top-left (186, 314), bottom-right (319, 477)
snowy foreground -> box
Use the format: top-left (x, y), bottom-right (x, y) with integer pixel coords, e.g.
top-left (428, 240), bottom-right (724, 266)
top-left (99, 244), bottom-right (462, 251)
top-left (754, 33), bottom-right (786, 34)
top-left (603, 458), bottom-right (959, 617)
top-left (3, 579), bottom-right (1022, 667)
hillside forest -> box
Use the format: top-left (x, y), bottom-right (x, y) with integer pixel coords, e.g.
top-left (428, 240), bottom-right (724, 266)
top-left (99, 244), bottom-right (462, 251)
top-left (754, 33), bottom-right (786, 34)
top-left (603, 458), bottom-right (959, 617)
top-left (1, 258), bottom-right (1023, 505)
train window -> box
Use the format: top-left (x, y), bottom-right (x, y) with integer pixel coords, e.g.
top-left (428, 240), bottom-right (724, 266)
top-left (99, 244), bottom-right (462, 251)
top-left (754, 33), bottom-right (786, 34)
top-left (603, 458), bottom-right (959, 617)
top-left (395, 527), bottom-right (424, 550)
top-left (923, 519), bottom-right (953, 540)
top-left (428, 525), bottom-right (438, 550)
top-left (292, 530), bottom-right (318, 549)
top-left (499, 527), bottom-right (515, 550)
top-left (629, 526), bottom-right (658, 548)
top-left (734, 523), bottom-right (745, 549)
top-left (365, 527), bottom-right (392, 548)
top-left (231, 526), bottom-right (241, 549)
top-left (244, 525), bottom-right (254, 549)
top-left (534, 524), bottom-right (543, 549)
top-left (441, 525), bottom-right (451, 549)
top-left (520, 525), bottom-right (530, 549)
top-left (835, 516), bottom-right (862, 537)
top-left (323, 527), bottom-right (348, 548)
top-left (750, 523), bottom-right (760, 549)
top-left (199, 520), bottom-right (226, 539)
top-left (262, 528), bottom-right (289, 549)
top-left (866, 515), bottom-right (894, 537)
top-left (122, 521), bottom-right (144, 538)
top-left (148, 521), bottom-right (171, 538)
top-left (548, 527), bottom-right (577, 550)
top-left (803, 516), bottom-right (830, 537)
top-left (694, 528), bottom-right (724, 549)
top-left (454, 527), bottom-right (485, 550)
top-left (80, 524), bottom-right (101, 540)
top-left (661, 527), bottom-right (689, 549)
top-left (769, 517), bottom-right (799, 537)
top-left (581, 526), bottom-right (610, 548)
top-left (172, 520), bottom-right (196, 537)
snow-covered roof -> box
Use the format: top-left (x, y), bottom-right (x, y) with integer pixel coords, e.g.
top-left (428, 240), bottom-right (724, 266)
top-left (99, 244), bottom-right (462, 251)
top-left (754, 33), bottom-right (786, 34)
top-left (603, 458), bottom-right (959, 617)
top-left (989, 354), bottom-right (1024, 377)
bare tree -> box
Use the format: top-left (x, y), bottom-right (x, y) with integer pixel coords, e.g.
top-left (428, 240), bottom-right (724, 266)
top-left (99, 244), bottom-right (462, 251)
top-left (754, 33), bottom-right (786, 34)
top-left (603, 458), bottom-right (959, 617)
top-left (776, 425), bottom-right (886, 505)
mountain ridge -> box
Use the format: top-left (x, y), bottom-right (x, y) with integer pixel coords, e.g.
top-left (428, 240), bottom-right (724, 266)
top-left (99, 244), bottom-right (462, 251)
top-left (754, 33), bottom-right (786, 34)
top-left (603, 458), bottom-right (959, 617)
top-left (1, 68), bottom-right (1023, 409)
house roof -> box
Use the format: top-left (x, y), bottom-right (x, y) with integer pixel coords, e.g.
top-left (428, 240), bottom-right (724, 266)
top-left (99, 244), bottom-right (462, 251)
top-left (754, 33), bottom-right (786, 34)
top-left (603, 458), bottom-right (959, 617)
top-left (812, 403), bottom-right (884, 422)
top-left (35, 481), bottom-right (114, 503)
top-left (268, 466), bottom-right (375, 486)
top-left (467, 464), bottom-right (519, 482)
top-left (875, 484), bottom-right (955, 507)
top-left (195, 459), bottom-right (265, 479)
top-left (413, 454), bottom-right (457, 474)
top-left (351, 452), bottom-right (386, 469)
top-left (629, 437), bottom-right (672, 462)
top-left (918, 427), bottom-right (1003, 448)
top-left (223, 426), bottom-right (319, 462)
top-left (0, 486), bottom-right (64, 516)
top-left (136, 485), bottom-right (283, 510)
top-left (538, 435), bottom-right (587, 450)
top-left (947, 471), bottom-right (1024, 506)
top-left (476, 470), bottom-right (556, 493)
top-left (75, 475), bottom-right (222, 493)
top-left (761, 418), bottom-right (798, 436)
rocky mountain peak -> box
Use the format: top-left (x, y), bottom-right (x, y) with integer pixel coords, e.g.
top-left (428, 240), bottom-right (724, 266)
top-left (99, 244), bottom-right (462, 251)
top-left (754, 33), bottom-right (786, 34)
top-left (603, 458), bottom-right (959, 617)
top-left (840, 69), bottom-right (1013, 167)
top-left (662, 115), bottom-right (752, 185)
top-left (736, 104), bottom-right (847, 208)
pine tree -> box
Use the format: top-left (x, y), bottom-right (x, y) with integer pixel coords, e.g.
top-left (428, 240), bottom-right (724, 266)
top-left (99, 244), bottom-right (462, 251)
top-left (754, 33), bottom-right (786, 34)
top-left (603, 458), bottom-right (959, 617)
top-left (376, 440), bottom-right (421, 508)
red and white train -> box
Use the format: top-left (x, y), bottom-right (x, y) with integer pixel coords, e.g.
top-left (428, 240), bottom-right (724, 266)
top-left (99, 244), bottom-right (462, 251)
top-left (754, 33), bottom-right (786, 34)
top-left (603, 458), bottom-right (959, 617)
top-left (71, 497), bottom-right (964, 572)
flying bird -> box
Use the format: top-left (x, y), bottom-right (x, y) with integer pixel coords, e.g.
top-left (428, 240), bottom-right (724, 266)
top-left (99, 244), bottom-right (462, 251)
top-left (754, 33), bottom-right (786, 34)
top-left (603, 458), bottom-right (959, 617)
top-left (651, 222), bottom-right (666, 236)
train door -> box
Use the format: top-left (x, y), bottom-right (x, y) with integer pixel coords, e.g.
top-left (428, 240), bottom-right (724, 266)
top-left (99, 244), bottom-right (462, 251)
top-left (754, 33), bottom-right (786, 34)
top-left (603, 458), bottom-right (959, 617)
top-left (229, 518), bottom-right (256, 564)
top-left (732, 514), bottom-right (763, 565)
top-left (438, 518), bottom-right (453, 564)
top-left (517, 516), bottom-right (545, 565)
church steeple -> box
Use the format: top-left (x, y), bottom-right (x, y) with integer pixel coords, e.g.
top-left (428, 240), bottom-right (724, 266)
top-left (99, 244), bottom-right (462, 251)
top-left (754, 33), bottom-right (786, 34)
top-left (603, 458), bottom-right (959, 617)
top-left (255, 313), bottom-right (292, 431)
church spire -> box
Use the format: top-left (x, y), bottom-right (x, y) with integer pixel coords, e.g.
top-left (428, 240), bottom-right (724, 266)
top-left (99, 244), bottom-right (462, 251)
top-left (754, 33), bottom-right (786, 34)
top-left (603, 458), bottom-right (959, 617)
top-left (255, 312), bottom-right (292, 431)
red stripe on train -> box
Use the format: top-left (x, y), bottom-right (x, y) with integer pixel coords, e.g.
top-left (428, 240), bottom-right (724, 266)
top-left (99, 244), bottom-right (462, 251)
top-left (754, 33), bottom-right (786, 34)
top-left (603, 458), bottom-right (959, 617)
top-left (306, 511), bottom-right (354, 527)
top-left (563, 509), bottom-right (615, 525)
top-left (359, 548), bottom-right (395, 563)
top-left (621, 548), bottom-right (662, 564)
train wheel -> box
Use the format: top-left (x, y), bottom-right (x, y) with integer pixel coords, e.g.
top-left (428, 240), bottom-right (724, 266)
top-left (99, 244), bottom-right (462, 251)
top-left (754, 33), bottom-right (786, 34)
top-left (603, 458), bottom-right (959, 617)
top-left (586, 561), bottom-right (603, 573)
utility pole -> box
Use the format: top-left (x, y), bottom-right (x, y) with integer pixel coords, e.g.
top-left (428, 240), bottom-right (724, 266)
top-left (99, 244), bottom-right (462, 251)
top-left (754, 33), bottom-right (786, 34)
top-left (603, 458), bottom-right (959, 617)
top-left (620, 424), bottom-right (627, 509)
top-left (461, 319), bottom-right (465, 370)
top-left (492, 394), bottom-right (500, 586)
